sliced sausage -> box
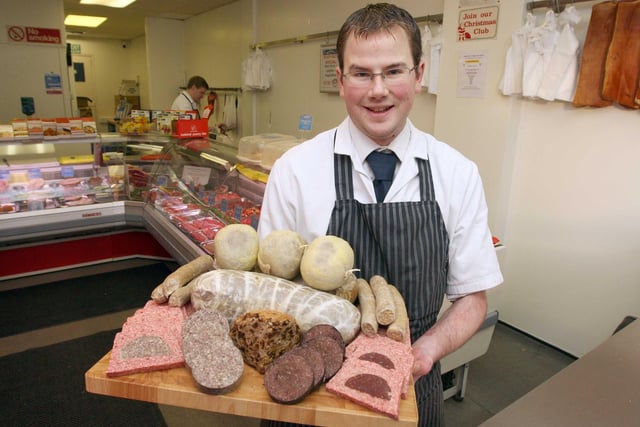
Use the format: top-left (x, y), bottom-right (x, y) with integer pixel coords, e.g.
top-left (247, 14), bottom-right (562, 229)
top-left (302, 324), bottom-right (345, 352)
top-left (264, 352), bottom-right (315, 404)
top-left (303, 335), bottom-right (345, 381)
top-left (287, 346), bottom-right (325, 388)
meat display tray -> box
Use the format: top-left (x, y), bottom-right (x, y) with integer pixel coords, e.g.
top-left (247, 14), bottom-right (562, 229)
top-left (86, 351), bottom-right (418, 427)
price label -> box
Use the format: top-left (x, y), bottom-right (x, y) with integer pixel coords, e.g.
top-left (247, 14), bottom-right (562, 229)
top-left (61, 166), bottom-right (75, 178)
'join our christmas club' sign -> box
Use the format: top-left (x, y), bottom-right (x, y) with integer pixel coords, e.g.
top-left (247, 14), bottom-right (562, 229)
top-left (458, 5), bottom-right (499, 41)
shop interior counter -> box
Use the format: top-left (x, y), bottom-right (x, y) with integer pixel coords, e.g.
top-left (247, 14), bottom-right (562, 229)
top-left (85, 350), bottom-right (418, 427)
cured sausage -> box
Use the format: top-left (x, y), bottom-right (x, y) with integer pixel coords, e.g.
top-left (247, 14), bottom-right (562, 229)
top-left (190, 269), bottom-right (361, 343)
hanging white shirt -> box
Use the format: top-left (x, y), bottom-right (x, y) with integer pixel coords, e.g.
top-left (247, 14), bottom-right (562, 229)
top-left (500, 13), bottom-right (536, 96)
top-left (538, 6), bottom-right (581, 101)
top-left (523, 10), bottom-right (559, 98)
top-left (428, 24), bottom-right (443, 95)
top-left (421, 24), bottom-right (433, 88)
top-left (242, 48), bottom-right (272, 91)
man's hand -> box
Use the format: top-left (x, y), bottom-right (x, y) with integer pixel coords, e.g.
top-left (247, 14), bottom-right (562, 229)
top-left (411, 291), bottom-right (487, 381)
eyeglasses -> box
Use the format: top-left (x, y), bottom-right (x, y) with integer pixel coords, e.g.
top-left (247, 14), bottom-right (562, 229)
top-left (342, 66), bottom-right (417, 87)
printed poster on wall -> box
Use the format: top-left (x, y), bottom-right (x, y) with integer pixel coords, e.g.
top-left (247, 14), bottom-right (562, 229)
top-left (45, 73), bottom-right (63, 94)
top-left (457, 51), bottom-right (488, 98)
top-left (320, 45), bottom-right (339, 93)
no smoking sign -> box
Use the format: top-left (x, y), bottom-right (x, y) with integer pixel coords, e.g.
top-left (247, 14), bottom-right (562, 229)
top-left (6, 25), bottom-right (61, 44)
top-left (7, 26), bottom-right (26, 42)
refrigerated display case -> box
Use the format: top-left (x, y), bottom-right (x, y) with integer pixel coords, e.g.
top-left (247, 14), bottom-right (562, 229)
top-left (0, 133), bottom-right (267, 277)
top-left (141, 137), bottom-right (265, 259)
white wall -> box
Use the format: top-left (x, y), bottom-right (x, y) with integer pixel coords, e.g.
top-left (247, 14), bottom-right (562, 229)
top-left (182, 0), bottom-right (252, 136)
top-left (145, 17), bottom-right (185, 110)
top-left (0, 0), bottom-right (71, 121)
top-left (65, 36), bottom-right (148, 128)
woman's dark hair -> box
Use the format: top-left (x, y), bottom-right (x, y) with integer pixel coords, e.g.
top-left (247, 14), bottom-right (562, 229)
top-left (336, 3), bottom-right (422, 71)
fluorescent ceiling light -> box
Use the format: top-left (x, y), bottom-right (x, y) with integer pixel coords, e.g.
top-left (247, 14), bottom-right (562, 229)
top-left (80, 0), bottom-right (136, 7)
top-left (65, 15), bottom-right (108, 27)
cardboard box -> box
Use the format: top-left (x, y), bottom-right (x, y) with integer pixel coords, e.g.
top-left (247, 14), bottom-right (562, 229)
top-left (69, 117), bottom-right (85, 137)
top-left (0, 124), bottom-right (14, 140)
top-left (56, 117), bottom-right (72, 137)
top-left (82, 117), bottom-right (97, 135)
top-left (172, 118), bottom-right (208, 139)
top-left (12, 119), bottom-right (28, 138)
top-left (27, 118), bottom-right (44, 138)
top-left (42, 118), bottom-right (58, 139)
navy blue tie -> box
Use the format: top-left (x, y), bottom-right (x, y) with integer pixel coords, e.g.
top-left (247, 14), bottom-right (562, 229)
top-left (367, 150), bottom-right (398, 202)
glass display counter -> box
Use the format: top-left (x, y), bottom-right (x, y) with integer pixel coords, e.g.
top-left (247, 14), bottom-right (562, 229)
top-left (142, 137), bottom-right (265, 257)
top-left (0, 132), bottom-right (266, 265)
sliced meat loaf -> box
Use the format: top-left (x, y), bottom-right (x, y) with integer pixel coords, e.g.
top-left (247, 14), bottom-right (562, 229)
top-left (326, 330), bottom-right (414, 419)
top-left (106, 300), bottom-right (194, 377)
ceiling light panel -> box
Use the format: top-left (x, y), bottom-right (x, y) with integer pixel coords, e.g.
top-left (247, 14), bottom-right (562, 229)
top-left (80, 0), bottom-right (137, 7)
top-left (64, 15), bottom-right (108, 28)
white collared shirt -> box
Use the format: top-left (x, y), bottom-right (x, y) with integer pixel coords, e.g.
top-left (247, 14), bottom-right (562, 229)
top-left (171, 90), bottom-right (198, 112)
top-left (258, 117), bottom-right (503, 297)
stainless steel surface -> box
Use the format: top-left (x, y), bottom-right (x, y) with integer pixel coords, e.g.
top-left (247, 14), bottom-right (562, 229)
top-left (0, 201), bottom-right (130, 245)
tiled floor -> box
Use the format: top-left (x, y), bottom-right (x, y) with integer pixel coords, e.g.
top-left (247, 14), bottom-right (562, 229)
top-left (1, 263), bottom-right (576, 427)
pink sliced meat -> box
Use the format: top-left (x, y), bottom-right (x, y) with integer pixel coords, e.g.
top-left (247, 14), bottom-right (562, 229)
top-left (326, 329), bottom-right (414, 420)
top-left (106, 300), bottom-right (194, 377)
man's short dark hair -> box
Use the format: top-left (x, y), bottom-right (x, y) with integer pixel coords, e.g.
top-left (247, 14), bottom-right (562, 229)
top-left (336, 3), bottom-right (422, 71)
top-left (187, 75), bottom-right (209, 90)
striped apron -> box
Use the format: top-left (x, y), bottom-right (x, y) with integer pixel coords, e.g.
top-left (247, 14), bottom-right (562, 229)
top-left (326, 151), bottom-right (449, 427)
top-left (261, 147), bottom-right (449, 427)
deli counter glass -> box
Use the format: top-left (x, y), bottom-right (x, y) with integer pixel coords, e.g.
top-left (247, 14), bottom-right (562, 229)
top-left (0, 133), bottom-right (266, 265)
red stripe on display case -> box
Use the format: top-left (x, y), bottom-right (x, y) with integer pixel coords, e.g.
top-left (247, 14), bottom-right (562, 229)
top-left (0, 230), bottom-right (173, 279)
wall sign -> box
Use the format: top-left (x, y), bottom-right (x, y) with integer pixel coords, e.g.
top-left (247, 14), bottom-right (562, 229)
top-left (457, 6), bottom-right (499, 41)
top-left (44, 73), bottom-right (63, 94)
top-left (457, 51), bottom-right (488, 98)
top-left (320, 45), bottom-right (339, 93)
top-left (6, 25), bottom-right (62, 45)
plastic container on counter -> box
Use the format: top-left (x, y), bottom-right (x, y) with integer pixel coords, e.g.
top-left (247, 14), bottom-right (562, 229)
top-left (260, 139), bottom-right (301, 170)
top-left (237, 133), bottom-right (298, 164)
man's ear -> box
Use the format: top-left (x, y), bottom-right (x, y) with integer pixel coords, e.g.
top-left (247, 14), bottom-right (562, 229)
top-left (414, 61), bottom-right (426, 92)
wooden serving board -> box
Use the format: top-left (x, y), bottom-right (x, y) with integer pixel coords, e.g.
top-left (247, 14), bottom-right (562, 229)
top-left (86, 351), bottom-right (418, 426)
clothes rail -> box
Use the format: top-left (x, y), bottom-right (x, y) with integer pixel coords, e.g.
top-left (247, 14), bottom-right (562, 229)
top-left (527, 0), bottom-right (597, 13)
top-left (209, 87), bottom-right (242, 93)
top-left (249, 13), bottom-right (443, 50)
